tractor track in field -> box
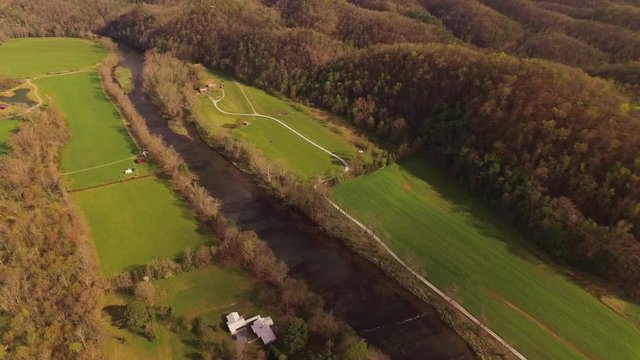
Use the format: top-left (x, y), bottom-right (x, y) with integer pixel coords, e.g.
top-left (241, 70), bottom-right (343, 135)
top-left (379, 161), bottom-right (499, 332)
top-left (488, 292), bottom-right (589, 359)
top-left (208, 81), bottom-right (350, 172)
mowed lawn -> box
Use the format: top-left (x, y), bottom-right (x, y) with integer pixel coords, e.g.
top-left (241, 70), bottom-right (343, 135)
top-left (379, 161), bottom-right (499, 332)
top-left (0, 38), bottom-right (107, 77)
top-left (196, 71), bottom-right (357, 177)
top-left (331, 159), bottom-right (640, 360)
top-left (196, 96), bottom-right (343, 177)
top-left (73, 177), bottom-right (211, 276)
top-left (103, 266), bottom-right (259, 359)
top-left (154, 266), bottom-right (259, 321)
top-left (36, 71), bottom-right (151, 189)
top-left (103, 323), bottom-right (190, 360)
top-left (0, 119), bottom-right (19, 154)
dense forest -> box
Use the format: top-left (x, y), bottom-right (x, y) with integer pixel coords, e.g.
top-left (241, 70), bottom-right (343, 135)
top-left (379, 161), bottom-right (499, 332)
top-left (101, 0), bottom-right (640, 297)
top-left (0, 0), bottom-right (127, 39)
top-left (0, 108), bottom-right (102, 358)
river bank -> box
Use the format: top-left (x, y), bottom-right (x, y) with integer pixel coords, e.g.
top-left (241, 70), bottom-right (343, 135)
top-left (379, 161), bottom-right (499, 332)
top-left (117, 45), bottom-right (474, 359)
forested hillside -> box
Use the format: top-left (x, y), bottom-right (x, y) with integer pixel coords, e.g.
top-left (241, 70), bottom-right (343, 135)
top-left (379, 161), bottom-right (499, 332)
top-left (0, 0), bottom-right (127, 39)
top-left (0, 109), bottom-right (102, 358)
top-left (101, 0), bottom-right (640, 297)
top-left (417, 0), bottom-right (640, 97)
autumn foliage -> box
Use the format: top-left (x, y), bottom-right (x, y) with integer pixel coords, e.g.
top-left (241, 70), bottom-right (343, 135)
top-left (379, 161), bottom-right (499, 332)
top-left (0, 109), bottom-right (102, 359)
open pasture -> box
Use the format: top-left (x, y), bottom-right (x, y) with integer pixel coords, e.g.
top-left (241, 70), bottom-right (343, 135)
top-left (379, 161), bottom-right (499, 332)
top-left (195, 70), bottom-right (359, 177)
top-left (35, 71), bottom-right (151, 189)
top-left (0, 119), bottom-right (19, 154)
top-left (331, 159), bottom-right (640, 360)
top-left (0, 37), bottom-right (107, 77)
top-left (73, 177), bottom-right (211, 276)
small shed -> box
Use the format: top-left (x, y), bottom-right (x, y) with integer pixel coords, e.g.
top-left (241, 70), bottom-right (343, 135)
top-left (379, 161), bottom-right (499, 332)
top-left (226, 312), bottom-right (246, 335)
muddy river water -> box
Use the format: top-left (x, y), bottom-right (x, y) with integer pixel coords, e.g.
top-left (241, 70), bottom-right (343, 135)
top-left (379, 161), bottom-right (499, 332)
top-left (118, 45), bottom-right (474, 360)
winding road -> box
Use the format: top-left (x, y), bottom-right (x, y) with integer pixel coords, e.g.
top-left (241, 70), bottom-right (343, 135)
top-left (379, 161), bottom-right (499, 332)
top-left (208, 81), bottom-right (350, 172)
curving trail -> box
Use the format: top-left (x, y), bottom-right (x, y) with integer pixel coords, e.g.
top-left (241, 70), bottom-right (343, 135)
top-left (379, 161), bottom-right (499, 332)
top-left (61, 156), bottom-right (137, 176)
top-left (209, 82), bottom-right (350, 172)
top-left (3, 68), bottom-right (96, 116)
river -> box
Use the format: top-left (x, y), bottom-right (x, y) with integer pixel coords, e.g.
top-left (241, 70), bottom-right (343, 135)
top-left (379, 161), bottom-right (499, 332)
top-left (117, 45), bottom-right (474, 360)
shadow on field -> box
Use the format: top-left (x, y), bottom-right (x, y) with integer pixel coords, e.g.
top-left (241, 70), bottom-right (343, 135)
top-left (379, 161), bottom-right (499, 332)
top-left (330, 150), bottom-right (353, 164)
top-left (103, 304), bottom-right (127, 328)
top-left (113, 125), bottom-right (141, 155)
top-left (400, 158), bottom-right (540, 263)
top-left (398, 158), bottom-right (640, 309)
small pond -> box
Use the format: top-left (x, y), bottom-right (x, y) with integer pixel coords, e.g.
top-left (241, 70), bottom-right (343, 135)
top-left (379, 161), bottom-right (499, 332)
top-left (0, 88), bottom-right (36, 107)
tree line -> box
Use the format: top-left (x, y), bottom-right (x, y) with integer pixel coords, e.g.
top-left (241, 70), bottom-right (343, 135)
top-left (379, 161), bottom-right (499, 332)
top-left (306, 44), bottom-right (640, 296)
top-left (0, 108), bottom-right (102, 359)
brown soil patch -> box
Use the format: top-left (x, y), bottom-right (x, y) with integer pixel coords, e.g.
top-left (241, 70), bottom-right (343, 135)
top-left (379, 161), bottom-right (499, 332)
top-left (402, 183), bottom-right (413, 192)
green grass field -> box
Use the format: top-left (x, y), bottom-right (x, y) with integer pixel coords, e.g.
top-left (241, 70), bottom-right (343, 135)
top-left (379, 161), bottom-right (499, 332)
top-left (196, 96), bottom-right (345, 177)
top-left (154, 266), bottom-right (260, 321)
top-left (36, 71), bottom-right (151, 189)
top-left (0, 119), bottom-right (19, 154)
top-left (73, 177), bottom-right (211, 276)
top-left (331, 159), bottom-right (640, 360)
top-left (0, 38), bottom-right (107, 77)
top-left (195, 70), bottom-right (358, 178)
top-left (104, 322), bottom-right (190, 360)
top-left (115, 66), bottom-right (134, 94)
top-left (103, 266), bottom-right (260, 359)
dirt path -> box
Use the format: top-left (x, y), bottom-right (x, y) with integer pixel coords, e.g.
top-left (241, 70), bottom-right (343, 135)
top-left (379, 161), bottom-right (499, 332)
top-left (62, 156), bottom-right (137, 175)
top-left (6, 68), bottom-right (96, 116)
top-left (209, 83), bottom-right (350, 171)
top-left (327, 199), bottom-right (528, 360)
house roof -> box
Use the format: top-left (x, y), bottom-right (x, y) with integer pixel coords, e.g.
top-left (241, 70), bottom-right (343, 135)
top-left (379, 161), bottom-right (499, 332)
top-left (251, 319), bottom-right (276, 345)
top-left (227, 312), bottom-right (276, 344)
top-left (226, 312), bottom-right (241, 323)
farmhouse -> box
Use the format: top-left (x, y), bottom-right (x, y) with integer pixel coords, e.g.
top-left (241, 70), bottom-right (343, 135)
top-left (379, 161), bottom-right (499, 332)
top-left (226, 312), bottom-right (276, 346)
top-left (0, 104), bottom-right (9, 110)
